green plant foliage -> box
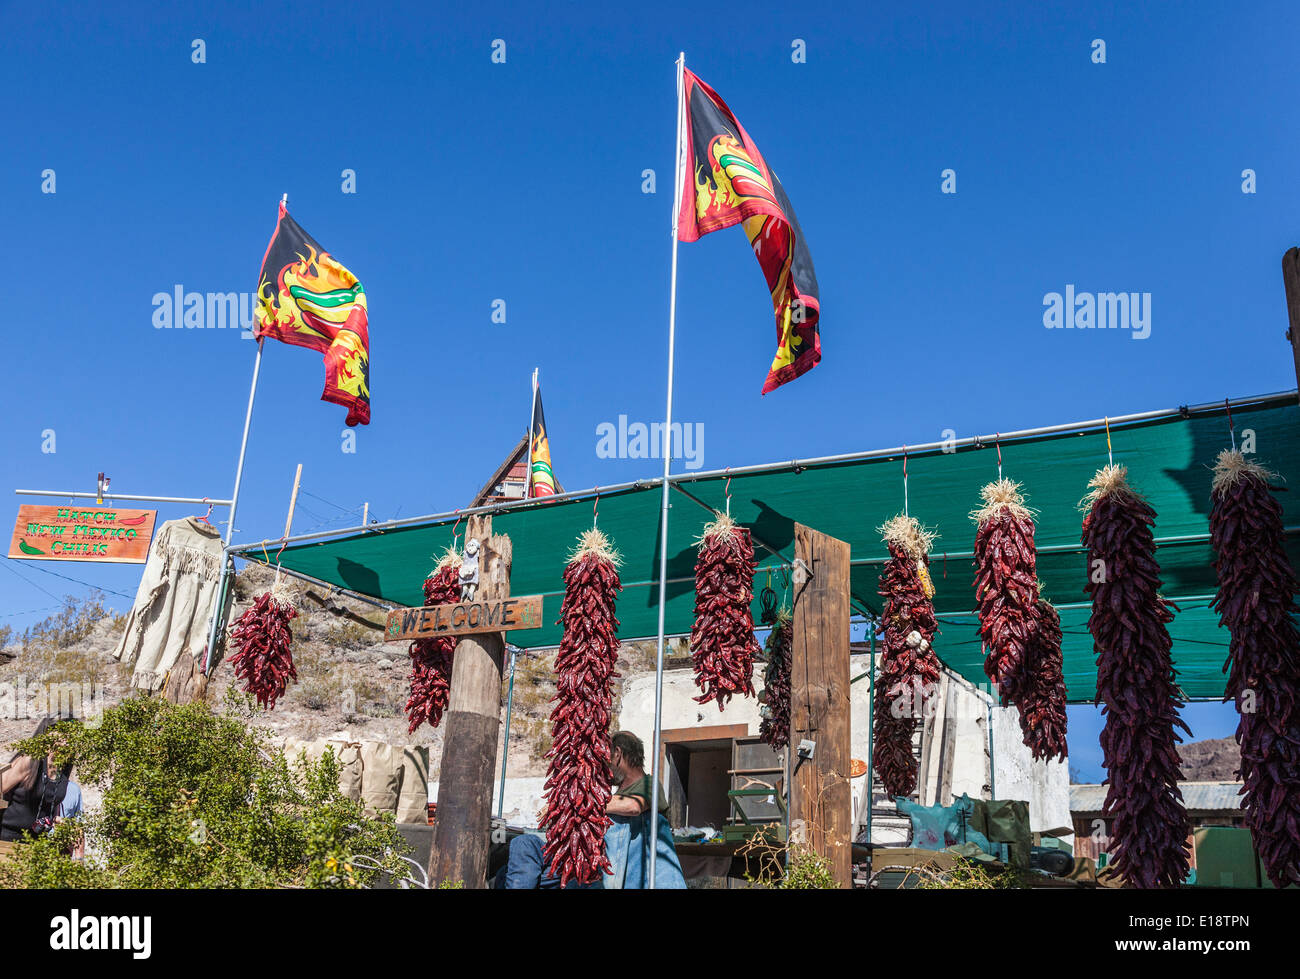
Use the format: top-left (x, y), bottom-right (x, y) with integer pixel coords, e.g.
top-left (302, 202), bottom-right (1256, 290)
top-left (0, 693), bottom-right (409, 889)
top-left (910, 855), bottom-right (1027, 889)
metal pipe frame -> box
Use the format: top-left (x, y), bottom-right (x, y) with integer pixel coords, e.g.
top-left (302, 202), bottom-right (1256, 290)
top-left (224, 389), bottom-right (1297, 558)
top-left (15, 490), bottom-right (233, 506)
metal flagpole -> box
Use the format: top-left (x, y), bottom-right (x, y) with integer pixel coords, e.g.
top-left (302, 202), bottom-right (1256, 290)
top-left (649, 51), bottom-right (686, 889)
top-left (526, 368), bottom-right (538, 498)
top-left (202, 336), bottom-right (265, 673)
top-left (201, 192), bottom-right (285, 674)
top-left (497, 647), bottom-right (519, 818)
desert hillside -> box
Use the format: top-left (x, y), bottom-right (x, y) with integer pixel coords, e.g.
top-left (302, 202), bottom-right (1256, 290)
top-left (0, 567), bottom-right (682, 781)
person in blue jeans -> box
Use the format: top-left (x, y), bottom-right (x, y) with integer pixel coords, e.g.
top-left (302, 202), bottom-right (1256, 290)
top-left (497, 731), bottom-right (686, 888)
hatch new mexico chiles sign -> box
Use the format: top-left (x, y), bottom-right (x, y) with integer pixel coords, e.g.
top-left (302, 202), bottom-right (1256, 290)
top-left (9, 504), bottom-right (157, 563)
top-left (384, 596), bottom-right (543, 642)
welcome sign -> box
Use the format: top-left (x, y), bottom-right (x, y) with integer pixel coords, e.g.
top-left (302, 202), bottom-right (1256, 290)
top-left (384, 596), bottom-right (543, 642)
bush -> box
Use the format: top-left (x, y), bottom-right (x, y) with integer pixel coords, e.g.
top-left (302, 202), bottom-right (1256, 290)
top-left (0, 692), bottom-right (409, 889)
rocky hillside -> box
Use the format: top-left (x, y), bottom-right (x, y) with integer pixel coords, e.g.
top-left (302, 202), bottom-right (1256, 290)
top-left (1, 567), bottom-right (674, 781)
top-left (1178, 736), bottom-right (1242, 783)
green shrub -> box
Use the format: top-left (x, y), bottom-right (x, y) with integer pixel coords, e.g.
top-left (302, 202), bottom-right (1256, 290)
top-left (0, 692), bottom-right (408, 889)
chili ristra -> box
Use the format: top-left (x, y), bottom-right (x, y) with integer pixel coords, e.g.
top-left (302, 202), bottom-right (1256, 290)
top-left (872, 515), bottom-right (941, 799)
top-left (228, 589), bottom-right (298, 710)
top-left (1210, 449), bottom-right (1300, 889)
top-left (690, 513), bottom-right (760, 710)
top-left (405, 558), bottom-right (461, 733)
top-left (1018, 594), bottom-right (1068, 762)
top-left (971, 479), bottom-right (1038, 710)
top-left (759, 612), bottom-right (792, 752)
top-left (1083, 464), bottom-right (1190, 889)
top-left (542, 529), bottom-right (623, 888)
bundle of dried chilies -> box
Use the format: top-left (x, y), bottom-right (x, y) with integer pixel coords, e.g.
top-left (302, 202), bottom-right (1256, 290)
top-left (1209, 449), bottom-right (1300, 889)
top-left (405, 552), bottom-right (461, 733)
top-left (872, 516), bottom-right (941, 798)
top-left (1018, 594), bottom-right (1069, 762)
top-left (970, 480), bottom-right (1068, 760)
top-left (1082, 465), bottom-right (1190, 888)
top-left (542, 529), bottom-right (623, 887)
top-left (758, 611), bottom-right (792, 751)
top-left (690, 513), bottom-right (760, 710)
top-left (971, 479), bottom-right (1039, 709)
top-left (227, 581), bottom-right (298, 710)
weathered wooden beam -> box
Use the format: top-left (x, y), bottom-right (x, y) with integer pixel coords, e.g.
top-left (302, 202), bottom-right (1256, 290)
top-left (789, 522), bottom-right (852, 888)
top-left (430, 514), bottom-right (510, 888)
top-left (1283, 247), bottom-right (1300, 398)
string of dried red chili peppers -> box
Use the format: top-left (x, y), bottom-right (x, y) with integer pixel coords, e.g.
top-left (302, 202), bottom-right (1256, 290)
top-left (542, 528), bottom-right (623, 888)
top-left (970, 481), bottom-right (1069, 760)
top-left (759, 611), bottom-right (793, 751)
top-left (1083, 465), bottom-right (1191, 889)
top-left (227, 585), bottom-right (298, 710)
top-left (872, 516), bottom-right (941, 798)
top-left (691, 513), bottom-right (760, 710)
top-left (405, 555), bottom-right (461, 734)
top-left (1210, 449), bottom-right (1300, 888)
top-left (972, 479), bottom-right (1039, 710)
top-left (1018, 593), bottom-right (1069, 762)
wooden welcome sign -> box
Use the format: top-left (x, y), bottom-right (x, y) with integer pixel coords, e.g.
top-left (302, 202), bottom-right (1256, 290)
top-left (384, 595), bottom-right (543, 642)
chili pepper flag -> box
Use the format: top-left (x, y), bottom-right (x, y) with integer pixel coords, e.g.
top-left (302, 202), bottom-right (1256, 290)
top-left (529, 380), bottom-right (556, 497)
top-left (254, 202), bottom-right (371, 426)
top-left (677, 68), bottom-right (821, 395)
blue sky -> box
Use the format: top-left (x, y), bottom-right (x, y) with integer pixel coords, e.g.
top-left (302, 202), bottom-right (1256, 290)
top-left (3, 1), bottom-right (1297, 778)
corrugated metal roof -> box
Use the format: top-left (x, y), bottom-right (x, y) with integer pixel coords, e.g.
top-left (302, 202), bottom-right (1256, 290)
top-left (1070, 781), bottom-right (1244, 813)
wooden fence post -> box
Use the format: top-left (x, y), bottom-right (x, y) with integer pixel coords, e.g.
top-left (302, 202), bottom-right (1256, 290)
top-left (430, 514), bottom-right (511, 888)
top-left (789, 522), bottom-right (852, 888)
top-left (1283, 247), bottom-right (1300, 398)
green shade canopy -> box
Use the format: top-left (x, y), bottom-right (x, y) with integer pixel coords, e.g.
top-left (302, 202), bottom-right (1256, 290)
top-left (247, 392), bottom-right (1299, 702)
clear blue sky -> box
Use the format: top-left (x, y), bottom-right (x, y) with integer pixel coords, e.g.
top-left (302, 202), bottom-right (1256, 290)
top-left (3, 1), bottom-right (1297, 779)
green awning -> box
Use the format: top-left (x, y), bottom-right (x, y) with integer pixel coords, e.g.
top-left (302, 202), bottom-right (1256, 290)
top-left (251, 392), bottom-right (1299, 702)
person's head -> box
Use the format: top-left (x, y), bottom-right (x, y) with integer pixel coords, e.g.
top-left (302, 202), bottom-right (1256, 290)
top-left (609, 731), bottom-right (645, 783)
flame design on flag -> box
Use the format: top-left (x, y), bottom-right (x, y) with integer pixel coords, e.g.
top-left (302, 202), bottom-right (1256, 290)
top-left (676, 69), bottom-right (821, 395)
top-left (255, 204), bottom-right (371, 425)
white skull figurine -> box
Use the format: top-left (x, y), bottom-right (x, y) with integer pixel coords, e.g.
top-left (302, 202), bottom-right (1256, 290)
top-left (459, 538), bottom-right (481, 601)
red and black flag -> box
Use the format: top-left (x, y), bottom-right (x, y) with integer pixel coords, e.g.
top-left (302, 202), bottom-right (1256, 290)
top-left (677, 69), bottom-right (821, 394)
top-left (529, 381), bottom-right (556, 498)
top-left (255, 202), bottom-right (371, 426)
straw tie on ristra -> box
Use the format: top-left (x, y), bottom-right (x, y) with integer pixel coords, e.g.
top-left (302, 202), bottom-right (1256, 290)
top-left (1081, 463), bottom-right (1191, 888)
top-left (872, 514), bottom-right (941, 798)
top-left (227, 570), bottom-right (299, 710)
top-left (690, 512), bottom-right (760, 710)
top-left (542, 527), bottom-right (623, 887)
top-left (405, 546), bottom-right (462, 733)
top-left (970, 479), bottom-right (1045, 718)
top-left (1209, 449), bottom-right (1300, 888)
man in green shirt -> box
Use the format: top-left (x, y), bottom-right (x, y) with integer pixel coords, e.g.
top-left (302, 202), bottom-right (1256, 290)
top-left (607, 730), bottom-right (668, 818)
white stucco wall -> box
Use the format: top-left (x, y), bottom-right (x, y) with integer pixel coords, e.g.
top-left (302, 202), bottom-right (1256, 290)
top-left (616, 654), bottom-right (1070, 840)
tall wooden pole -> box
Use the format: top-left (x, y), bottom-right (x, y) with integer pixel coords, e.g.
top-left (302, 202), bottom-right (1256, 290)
top-left (789, 522), bottom-right (852, 888)
top-left (430, 514), bottom-right (510, 888)
top-left (1282, 247), bottom-right (1300, 398)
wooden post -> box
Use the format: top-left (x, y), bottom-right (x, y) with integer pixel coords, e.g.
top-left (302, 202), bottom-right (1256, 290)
top-left (789, 522), bottom-right (852, 888)
top-left (430, 514), bottom-right (510, 888)
top-left (1283, 248), bottom-right (1300, 398)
